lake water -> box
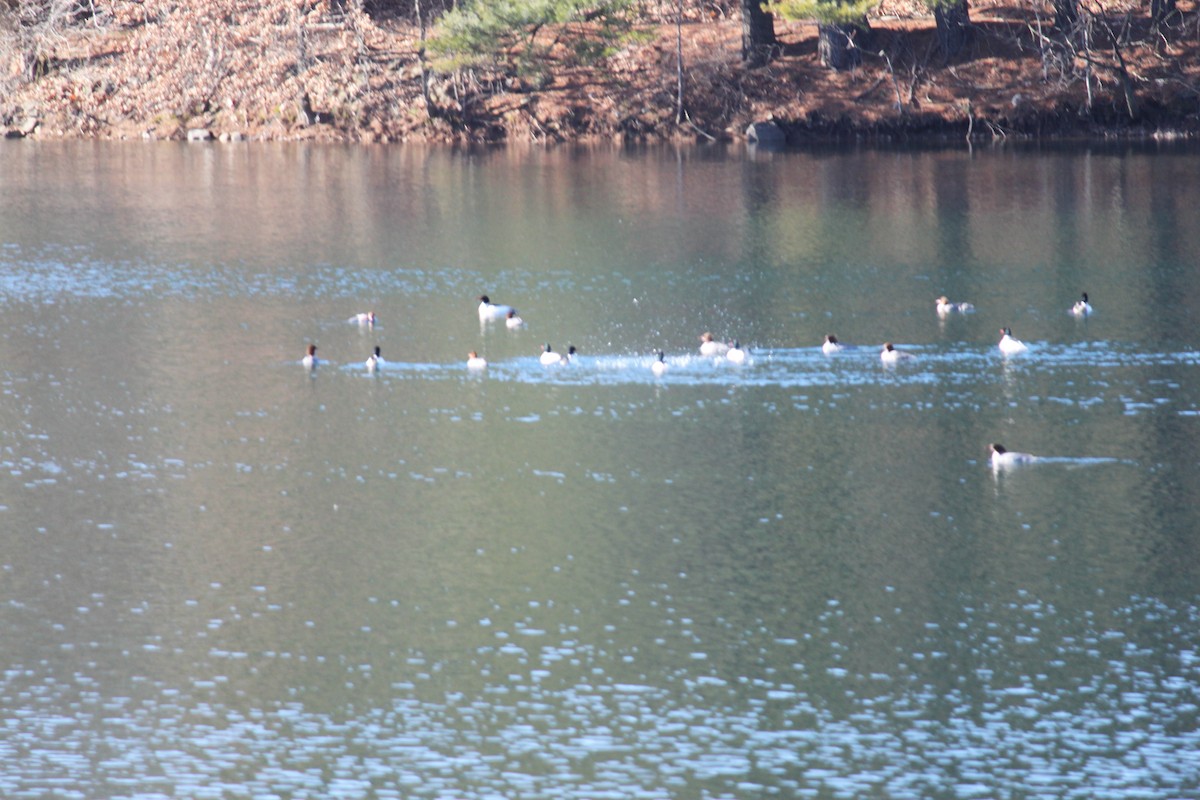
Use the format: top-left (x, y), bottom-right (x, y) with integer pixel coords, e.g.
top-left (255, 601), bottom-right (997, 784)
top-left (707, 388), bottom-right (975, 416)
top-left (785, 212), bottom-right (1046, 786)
top-left (2, 140), bottom-right (1200, 799)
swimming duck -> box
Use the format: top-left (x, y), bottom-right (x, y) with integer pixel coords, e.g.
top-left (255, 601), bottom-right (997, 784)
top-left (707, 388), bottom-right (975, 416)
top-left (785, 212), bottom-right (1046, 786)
top-left (365, 345), bottom-right (383, 372)
top-left (540, 343), bottom-right (562, 366)
top-left (1071, 292), bottom-right (1093, 317)
top-left (699, 332), bottom-right (729, 357)
top-left (998, 327), bottom-right (1028, 355)
top-left (505, 310), bottom-right (525, 329)
top-left (651, 351), bottom-right (668, 376)
top-left (822, 334), bottom-right (845, 355)
top-left (302, 344), bottom-right (318, 369)
top-left (467, 351), bottom-right (487, 369)
top-left (936, 296), bottom-right (975, 316)
top-left (478, 295), bottom-right (516, 322)
top-left (349, 311), bottom-right (376, 326)
top-left (726, 341), bottom-right (747, 364)
top-left (989, 443), bottom-right (1037, 467)
top-left (880, 342), bottom-right (915, 364)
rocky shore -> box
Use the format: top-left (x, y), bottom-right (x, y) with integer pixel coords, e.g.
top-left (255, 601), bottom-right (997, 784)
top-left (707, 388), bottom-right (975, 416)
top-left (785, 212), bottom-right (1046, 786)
top-left (2, 1), bottom-right (1197, 145)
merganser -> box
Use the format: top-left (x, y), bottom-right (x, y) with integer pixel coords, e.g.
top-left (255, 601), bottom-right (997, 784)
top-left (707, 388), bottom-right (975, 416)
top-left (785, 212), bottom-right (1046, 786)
top-left (302, 344), bottom-right (318, 369)
top-left (478, 295), bottom-right (516, 322)
top-left (651, 351), bottom-right (668, 376)
top-left (1071, 292), bottom-right (1093, 317)
top-left (998, 327), bottom-right (1028, 355)
top-left (560, 345), bottom-right (577, 365)
top-left (505, 310), bottom-right (525, 329)
top-left (539, 344), bottom-right (562, 366)
top-left (726, 341), bottom-right (747, 364)
top-left (365, 346), bottom-right (383, 372)
top-left (989, 443), bottom-right (1037, 467)
top-left (880, 342), bottom-right (915, 364)
top-left (349, 311), bottom-right (376, 325)
top-left (467, 351), bottom-right (487, 369)
top-left (699, 332), bottom-right (729, 357)
top-left (822, 334), bottom-right (845, 354)
top-left (936, 296), bottom-right (975, 316)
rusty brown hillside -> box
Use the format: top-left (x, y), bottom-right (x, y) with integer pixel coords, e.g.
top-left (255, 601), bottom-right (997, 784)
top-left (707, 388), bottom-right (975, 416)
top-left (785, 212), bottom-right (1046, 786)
top-left (1, 0), bottom-right (1197, 143)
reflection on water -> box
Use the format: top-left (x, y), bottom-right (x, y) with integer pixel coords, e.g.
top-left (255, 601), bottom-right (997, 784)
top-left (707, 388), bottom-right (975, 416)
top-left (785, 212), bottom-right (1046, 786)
top-left (2, 141), bottom-right (1200, 798)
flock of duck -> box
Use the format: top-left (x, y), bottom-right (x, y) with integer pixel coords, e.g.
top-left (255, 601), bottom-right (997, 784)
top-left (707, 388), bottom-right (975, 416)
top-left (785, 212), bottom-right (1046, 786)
top-left (869, 290), bottom-right (1093, 470)
top-left (300, 291), bottom-right (1096, 470)
top-left (827, 291), bottom-right (1093, 365)
top-left (927, 291), bottom-right (1091, 469)
top-left (300, 294), bottom-right (746, 375)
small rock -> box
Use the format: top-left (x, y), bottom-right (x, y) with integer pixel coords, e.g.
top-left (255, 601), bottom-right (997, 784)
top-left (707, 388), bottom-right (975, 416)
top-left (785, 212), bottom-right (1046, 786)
top-left (746, 120), bottom-right (786, 146)
top-left (186, 128), bottom-right (212, 141)
top-left (6, 117), bottom-right (38, 138)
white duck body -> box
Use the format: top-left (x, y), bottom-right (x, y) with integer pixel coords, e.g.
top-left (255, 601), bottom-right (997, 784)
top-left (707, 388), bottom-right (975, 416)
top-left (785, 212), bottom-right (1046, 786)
top-left (726, 341), bottom-right (747, 364)
top-left (998, 327), bottom-right (1028, 355)
top-left (505, 310), bottom-right (525, 329)
top-left (478, 295), bottom-right (516, 322)
top-left (699, 332), bottom-right (729, 357)
top-left (989, 443), bottom-right (1037, 468)
top-left (880, 342), bottom-right (914, 364)
top-left (539, 344), bottom-right (562, 366)
top-left (467, 351), bottom-right (487, 369)
top-left (651, 351), bottom-right (668, 376)
top-left (936, 296), bottom-right (975, 316)
top-left (1071, 292), bottom-right (1093, 317)
top-left (822, 334), bottom-right (845, 354)
top-left (302, 344), bottom-right (318, 369)
top-left (365, 346), bottom-right (383, 372)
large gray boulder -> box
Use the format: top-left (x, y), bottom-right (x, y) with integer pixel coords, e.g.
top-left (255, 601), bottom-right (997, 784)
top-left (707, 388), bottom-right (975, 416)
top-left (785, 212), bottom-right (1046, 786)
top-left (746, 120), bottom-right (786, 146)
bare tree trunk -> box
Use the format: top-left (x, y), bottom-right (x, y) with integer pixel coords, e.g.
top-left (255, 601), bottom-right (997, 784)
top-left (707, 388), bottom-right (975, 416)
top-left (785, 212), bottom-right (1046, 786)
top-left (415, 0), bottom-right (432, 109)
top-left (1151, 0), bottom-right (1179, 27)
top-left (818, 20), bottom-right (868, 70)
top-left (1095, 10), bottom-right (1139, 119)
top-left (1053, 0), bottom-right (1078, 32)
top-left (740, 0), bottom-right (776, 66)
top-left (675, 0), bottom-right (684, 123)
top-left (933, 0), bottom-right (971, 58)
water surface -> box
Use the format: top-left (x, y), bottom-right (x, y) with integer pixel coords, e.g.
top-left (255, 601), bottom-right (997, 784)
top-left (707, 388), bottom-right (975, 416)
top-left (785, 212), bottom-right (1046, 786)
top-left (1, 141), bottom-right (1199, 799)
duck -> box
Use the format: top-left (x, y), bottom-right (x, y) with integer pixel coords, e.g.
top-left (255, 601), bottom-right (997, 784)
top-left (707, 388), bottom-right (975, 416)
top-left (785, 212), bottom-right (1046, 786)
top-left (505, 310), bottom-right (525, 329)
top-left (302, 344), bottom-right (318, 369)
top-left (651, 351), bottom-right (668, 376)
top-left (478, 295), bottom-right (516, 322)
top-left (699, 332), bottom-right (729, 357)
top-left (936, 296), bottom-right (975, 316)
top-left (349, 311), bottom-right (376, 326)
top-left (998, 327), bottom-right (1028, 355)
top-left (1071, 292), bottom-right (1093, 317)
top-left (467, 351), bottom-right (488, 370)
top-left (561, 345), bottom-right (578, 365)
top-left (539, 343), bottom-right (562, 366)
top-left (880, 342), bottom-right (915, 364)
top-left (726, 341), bottom-right (747, 364)
top-left (365, 345), bottom-right (383, 372)
top-left (822, 334), bottom-right (845, 354)
top-left (989, 443), bottom-right (1037, 467)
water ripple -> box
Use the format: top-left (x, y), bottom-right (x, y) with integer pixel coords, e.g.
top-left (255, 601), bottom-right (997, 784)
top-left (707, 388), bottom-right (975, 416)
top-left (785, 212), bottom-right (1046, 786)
top-left (0, 595), bottom-right (1196, 798)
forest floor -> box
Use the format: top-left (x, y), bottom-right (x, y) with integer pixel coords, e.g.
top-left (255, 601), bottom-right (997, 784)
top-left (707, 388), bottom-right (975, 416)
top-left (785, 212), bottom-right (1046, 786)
top-left (2, 0), bottom-right (1198, 144)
